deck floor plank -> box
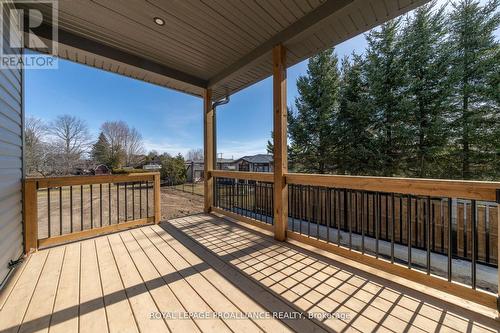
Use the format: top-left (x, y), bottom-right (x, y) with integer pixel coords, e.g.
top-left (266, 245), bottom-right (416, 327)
top-left (106, 233), bottom-right (169, 333)
top-left (121, 230), bottom-right (200, 333)
top-left (150, 226), bottom-right (264, 333)
top-left (140, 226), bottom-right (233, 333)
top-left (18, 247), bottom-right (65, 333)
top-left (169, 214), bottom-right (499, 333)
top-left (79, 239), bottom-right (109, 333)
top-left (49, 243), bottom-right (81, 333)
top-left (151, 224), bottom-right (298, 333)
top-left (94, 235), bottom-right (139, 333)
top-left (1, 213), bottom-right (499, 333)
top-left (0, 251), bottom-right (48, 333)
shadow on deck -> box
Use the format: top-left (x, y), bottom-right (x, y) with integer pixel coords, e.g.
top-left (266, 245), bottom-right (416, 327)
top-left (0, 213), bottom-right (498, 333)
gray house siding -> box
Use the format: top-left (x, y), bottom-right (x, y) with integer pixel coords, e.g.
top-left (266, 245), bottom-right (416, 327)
top-left (0, 1), bottom-right (24, 287)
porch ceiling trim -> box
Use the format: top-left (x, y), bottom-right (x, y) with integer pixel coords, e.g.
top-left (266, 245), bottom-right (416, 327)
top-left (207, 0), bottom-right (353, 87)
top-left (31, 23), bottom-right (208, 89)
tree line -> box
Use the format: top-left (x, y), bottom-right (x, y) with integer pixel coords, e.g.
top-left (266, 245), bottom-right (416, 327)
top-left (273, 0), bottom-right (499, 180)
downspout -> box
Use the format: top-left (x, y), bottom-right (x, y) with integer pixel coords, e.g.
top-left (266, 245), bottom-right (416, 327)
top-left (212, 95), bottom-right (230, 170)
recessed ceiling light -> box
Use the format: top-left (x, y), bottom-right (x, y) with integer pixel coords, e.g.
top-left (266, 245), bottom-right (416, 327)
top-left (154, 17), bottom-right (165, 26)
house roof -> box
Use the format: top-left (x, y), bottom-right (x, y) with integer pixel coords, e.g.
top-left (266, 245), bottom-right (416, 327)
top-left (186, 158), bottom-right (234, 164)
top-left (21, 0), bottom-right (428, 100)
top-left (237, 154), bottom-right (273, 164)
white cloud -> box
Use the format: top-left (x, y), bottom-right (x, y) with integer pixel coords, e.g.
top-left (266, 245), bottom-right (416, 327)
top-left (217, 138), bottom-right (269, 159)
top-left (143, 138), bottom-right (194, 156)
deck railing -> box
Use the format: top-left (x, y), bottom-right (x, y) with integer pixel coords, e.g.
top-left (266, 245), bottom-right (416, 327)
top-left (23, 172), bottom-right (161, 251)
top-left (211, 170), bottom-right (500, 309)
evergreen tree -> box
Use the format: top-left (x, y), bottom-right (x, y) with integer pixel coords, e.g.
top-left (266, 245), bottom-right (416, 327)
top-left (400, 2), bottom-right (451, 178)
top-left (447, 0), bottom-right (500, 179)
top-left (91, 132), bottom-right (111, 166)
top-left (336, 54), bottom-right (377, 175)
top-left (266, 131), bottom-right (274, 155)
top-left (365, 20), bottom-right (410, 176)
top-left (288, 48), bottom-right (341, 174)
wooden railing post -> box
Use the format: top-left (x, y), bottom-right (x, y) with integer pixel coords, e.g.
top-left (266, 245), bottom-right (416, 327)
top-left (154, 173), bottom-right (161, 224)
top-left (204, 88), bottom-right (214, 213)
top-left (497, 189), bottom-right (500, 316)
top-left (272, 44), bottom-right (288, 241)
top-left (23, 179), bottom-right (38, 253)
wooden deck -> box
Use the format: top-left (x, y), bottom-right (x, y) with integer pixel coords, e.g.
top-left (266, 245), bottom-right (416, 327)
top-left (0, 214), bottom-right (498, 333)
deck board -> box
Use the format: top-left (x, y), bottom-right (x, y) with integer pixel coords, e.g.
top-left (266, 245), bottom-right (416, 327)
top-left (0, 213), bottom-right (498, 333)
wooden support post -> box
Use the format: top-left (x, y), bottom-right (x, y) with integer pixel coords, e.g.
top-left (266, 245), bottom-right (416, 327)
top-left (273, 44), bottom-right (288, 241)
top-left (204, 88), bottom-right (214, 213)
top-left (23, 179), bottom-right (38, 253)
top-left (497, 189), bottom-right (500, 316)
top-left (154, 173), bottom-right (161, 223)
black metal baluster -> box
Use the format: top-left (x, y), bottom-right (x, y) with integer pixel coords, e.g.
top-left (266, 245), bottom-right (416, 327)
top-left (124, 182), bottom-right (128, 221)
top-left (132, 182), bottom-right (135, 220)
top-left (100, 184), bottom-right (103, 227)
top-left (146, 182), bottom-right (149, 218)
top-left (327, 188), bottom-right (331, 242)
top-left (139, 181), bottom-right (143, 219)
top-left (385, 194), bottom-right (389, 240)
top-left (70, 186), bottom-right (73, 233)
top-left (47, 188), bottom-right (51, 238)
top-left (117, 183), bottom-right (120, 223)
top-left (317, 187), bottom-right (321, 239)
top-left (375, 192), bottom-right (379, 258)
top-left (59, 187), bottom-right (63, 235)
top-left (415, 198), bottom-right (419, 248)
top-left (108, 183), bottom-right (112, 225)
top-left (463, 202), bottom-right (467, 257)
top-left (399, 196), bottom-right (403, 243)
top-left (485, 204), bottom-right (490, 263)
top-left (361, 191), bottom-right (365, 254)
top-left (448, 198), bottom-right (452, 281)
top-left (307, 186), bottom-right (311, 237)
top-left (90, 185), bottom-right (93, 229)
top-left (355, 191), bottom-right (358, 234)
top-left (408, 195), bottom-right (412, 268)
top-left (391, 193), bottom-right (395, 263)
top-left (426, 196), bottom-right (431, 274)
top-left (336, 189), bottom-right (340, 246)
top-left (471, 200), bottom-right (477, 289)
top-left (348, 190), bottom-right (352, 250)
top-left (431, 201), bottom-right (435, 252)
top-left (271, 183), bottom-right (275, 223)
top-left (80, 185), bottom-right (83, 231)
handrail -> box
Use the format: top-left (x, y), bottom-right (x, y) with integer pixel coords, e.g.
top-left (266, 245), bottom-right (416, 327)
top-left (285, 173), bottom-right (500, 201)
top-left (23, 172), bottom-right (161, 252)
top-left (26, 172), bottom-right (158, 189)
top-left (211, 170), bottom-right (500, 201)
top-left (211, 170), bottom-right (274, 182)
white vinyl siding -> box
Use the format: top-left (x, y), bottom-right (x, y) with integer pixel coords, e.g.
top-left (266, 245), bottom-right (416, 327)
top-left (0, 0), bottom-right (24, 287)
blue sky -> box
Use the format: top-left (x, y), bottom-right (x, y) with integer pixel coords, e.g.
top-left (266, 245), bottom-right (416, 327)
top-left (25, 33), bottom-right (366, 159)
top-left (26, 0), bottom-right (495, 159)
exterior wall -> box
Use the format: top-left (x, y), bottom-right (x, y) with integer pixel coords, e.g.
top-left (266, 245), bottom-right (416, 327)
top-left (0, 1), bottom-right (24, 287)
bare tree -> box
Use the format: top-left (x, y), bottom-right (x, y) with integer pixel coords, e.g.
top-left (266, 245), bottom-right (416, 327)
top-left (25, 116), bottom-right (49, 176)
top-left (124, 126), bottom-right (145, 166)
top-left (101, 121), bottom-right (144, 168)
top-left (185, 148), bottom-right (204, 161)
top-left (48, 115), bottom-right (91, 174)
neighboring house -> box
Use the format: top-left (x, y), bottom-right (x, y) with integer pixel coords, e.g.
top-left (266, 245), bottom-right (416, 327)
top-left (143, 163), bottom-right (162, 171)
top-left (234, 154), bottom-right (273, 172)
top-left (185, 158), bottom-right (235, 182)
top-left (185, 154), bottom-right (273, 182)
top-left (93, 164), bottom-right (110, 175)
